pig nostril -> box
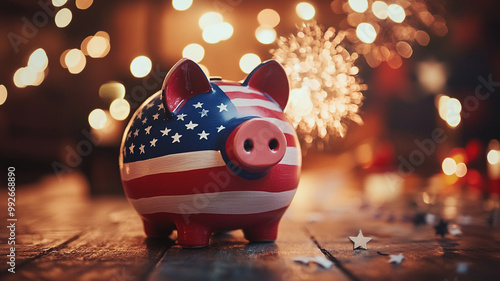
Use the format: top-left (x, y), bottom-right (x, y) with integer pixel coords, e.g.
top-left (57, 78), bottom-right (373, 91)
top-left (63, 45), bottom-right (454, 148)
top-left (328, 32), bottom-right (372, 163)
top-left (244, 139), bottom-right (253, 152)
top-left (268, 139), bottom-right (279, 151)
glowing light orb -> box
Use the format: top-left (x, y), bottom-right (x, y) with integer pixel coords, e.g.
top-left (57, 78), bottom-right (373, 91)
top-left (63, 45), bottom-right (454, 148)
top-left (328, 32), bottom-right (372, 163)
top-left (110, 99), bottom-right (131, 121)
top-left (442, 157), bottom-right (457, 176)
top-left (130, 56), bottom-right (152, 78)
top-left (88, 109), bottom-right (107, 129)
top-left (388, 4), bottom-right (405, 23)
top-left (255, 26), bottom-right (277, 44)
top-left (348, 0), bottom-right (368, 13)
top-left (356, 22), bottom-right (377, 43)
top-left (0, 85), bottom-right (7, 105)
top-left (296, 2), bottom-right (315, 20)
top-left (182, 43), bottom-right (205, 63)
top-left (239, 53), bottom-right (261, 74)
top-left (258, 9), bottom-right (280, 27)
top-left (55, 8), bottom-right (72, 28)
top-left (172, 0), bottom-right (193, 11)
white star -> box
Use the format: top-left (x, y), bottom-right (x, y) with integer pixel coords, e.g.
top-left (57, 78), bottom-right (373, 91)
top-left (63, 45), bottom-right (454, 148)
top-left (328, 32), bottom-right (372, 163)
top-left (123, 147), bottom-right (126, 157)
top-left (450, 224), bottom-right (462, 236)
top-left (142, 117), bottom-right (148, 124)
top-left (139, 144), bottom-right (145, 154)
top-left (171, 133), bottom-right (182, 143)
top-left (185, 121), bottom-right (199, 130)
top-left (129, 143), bottom-right (135, 154)
top-left (160, 127), bottom-right (171, 136)
top-left (193, 102), bottom-right (203, 108)
top-left (152, 113), bottom-right (160, 120)
top-left (150, 138), bottom-right (158, 147)
top-left (216, 125), bottom-right (225, 133)
top-left (349, 230), bottom-right (372, 250)
top-left (127, 131), bottom-right (132, 139)
top-left (293, 256), bottom-right (333, 269)
top-left (157, 104), bottom-right (164, 110)
top-left (137, 111), bottom-right (143, 120)
top-left (145, 126), bottom-right (152, 134)
top-left (145, 103), bottom-right (154, 109)
top-left (177, 113), bottom-right (187, 121)
top-left (200, 109), bottom-right (209, 117)
top-left (388, 253), bottom-right (405, 264)
top-left (217, 103), bottom-right (228, 112)
top-left (198, 130), bottom-right (210, 140)
top-left (133, 129), bottom-right (139, 137)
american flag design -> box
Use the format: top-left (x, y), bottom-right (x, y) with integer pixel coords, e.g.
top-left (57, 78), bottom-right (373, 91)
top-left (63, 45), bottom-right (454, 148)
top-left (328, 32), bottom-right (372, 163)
top-left (119, 60), bottom-right (300, 247)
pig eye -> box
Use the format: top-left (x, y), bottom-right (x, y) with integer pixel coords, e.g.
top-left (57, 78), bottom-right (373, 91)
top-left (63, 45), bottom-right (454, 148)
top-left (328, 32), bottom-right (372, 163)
top-left (244, 139), bottom-right (254, 152)
top-left (268, 139), bottom-right (279, 151)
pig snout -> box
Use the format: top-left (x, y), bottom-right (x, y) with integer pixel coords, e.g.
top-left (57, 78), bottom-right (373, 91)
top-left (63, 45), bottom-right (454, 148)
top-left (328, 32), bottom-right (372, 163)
top-left (225, 118), bottom-right (287, 172)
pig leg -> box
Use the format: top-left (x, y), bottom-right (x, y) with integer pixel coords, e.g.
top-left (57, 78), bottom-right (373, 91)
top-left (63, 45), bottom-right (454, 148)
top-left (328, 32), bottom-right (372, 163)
top-left (243, 220), bottom-right (280, 242)
top-left (175, 222), bottom-right (212, 248)
top-left (142, 219), bottom-right (174, 238)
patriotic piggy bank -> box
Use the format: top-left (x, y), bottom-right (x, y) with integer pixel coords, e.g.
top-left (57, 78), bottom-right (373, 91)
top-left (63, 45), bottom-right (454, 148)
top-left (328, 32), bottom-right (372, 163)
top-left (119, 58), bottom-right (301, 248)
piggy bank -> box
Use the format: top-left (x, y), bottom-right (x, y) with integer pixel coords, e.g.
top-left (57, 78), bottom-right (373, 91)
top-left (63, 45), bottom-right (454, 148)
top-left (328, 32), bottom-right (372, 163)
top-left (119, 58), bottom-right (301, 248)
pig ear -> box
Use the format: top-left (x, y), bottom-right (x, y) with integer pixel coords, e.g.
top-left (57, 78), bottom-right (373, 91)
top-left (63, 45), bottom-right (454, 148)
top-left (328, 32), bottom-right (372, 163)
top-left (242, 60), bottom-right (289, 109)
top-left (161, 58), bottom-right (211, 114)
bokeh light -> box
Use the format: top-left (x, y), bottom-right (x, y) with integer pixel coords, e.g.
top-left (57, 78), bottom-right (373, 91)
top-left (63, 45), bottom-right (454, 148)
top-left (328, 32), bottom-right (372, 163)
top-left (455, 163), bottom-right (467, 178)
top-left (13, 68), bottom-right (25, 88)
top-left (331, 0), bottom-right (447, 68)
top-left (418, 61), bottom-right (447, 93)
top-left (199, 13), bottom-right (233, 44)
top-left (356, 22), bottom-right (377, 43)
top-left (372, 1), bottom-right (388, 19)
top-left (76, 0), bottom-right (93, 10)
top-left (99, 82), bottom-right (126, 100)
top-left (52, 0), bottom-right (68, 7)
top-left (109, 98), bottom-right (131, 121)
top-left (387, 4), bottom-right (406, 23)
top-left (239, 53), bottom-right (261, 74)
top-left (199, 12), bottom-right (223, 30)
top-left (255, 26), bottom-right (277, 44)
top-left (130, 56), bottom-right (152, 78)
top-left (65, 49), bottom-right (86, 74)
top-left (348, 0), bottom-right (368, 13)
top-left (55, 8), bottom-right (72, 28)
top-left (28, 48), bottom-right (48, 72)
top-left (296, 2), bottom-right (315, 20)
top-left (88, 109), bottom-right (107, 129)
top-left (172, 0), bottom-right (193, 11)
top-left (182, 43), bottom-right (205, 63)
top-left (87, 35), bottom-right (110, 58)
top-left (0, 85), bottom-right (7, 105)
top-left (442, 157), bottom-right (457, 176)
top-left (488, 150), bottom-right (500, 165)
top-left (258, 9), bottom-right (280, 27)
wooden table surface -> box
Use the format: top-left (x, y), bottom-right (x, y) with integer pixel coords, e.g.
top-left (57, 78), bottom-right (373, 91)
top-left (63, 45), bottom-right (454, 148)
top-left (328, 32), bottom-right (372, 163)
top-left (1, 154), bottom-right (500, 281)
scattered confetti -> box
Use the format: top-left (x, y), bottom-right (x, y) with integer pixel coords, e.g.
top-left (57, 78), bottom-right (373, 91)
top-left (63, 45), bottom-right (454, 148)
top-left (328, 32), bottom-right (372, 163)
top-left (349, 229), bottom-right (372, 250)
top-left (293, 255), bottom-right (334, 269)
top-left (434, 219), bottom-right (449, 238)
top-left (449, 224), bottom-right (462, 237)
top-left (388, 253), bottom-right (405, 264)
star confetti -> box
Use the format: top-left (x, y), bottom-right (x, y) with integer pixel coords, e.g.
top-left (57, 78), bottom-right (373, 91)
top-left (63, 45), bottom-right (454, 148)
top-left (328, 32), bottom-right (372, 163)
top-left (388, 253), bottom-right (405, 264)
top-left (434, 219), bottom-right (449, 238)
top-left (293, 255), bottom-right (334, 269)
top-left (349, 229), bottom-right (372, 250)
top-left (449, 224), bottom-right (462, 237)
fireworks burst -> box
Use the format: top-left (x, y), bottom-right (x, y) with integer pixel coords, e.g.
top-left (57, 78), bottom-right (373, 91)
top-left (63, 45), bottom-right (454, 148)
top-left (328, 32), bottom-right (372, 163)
top-left (271, 21), bottom-right (365, 150)
top-left (331, 0), bottom-right (447, 68)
